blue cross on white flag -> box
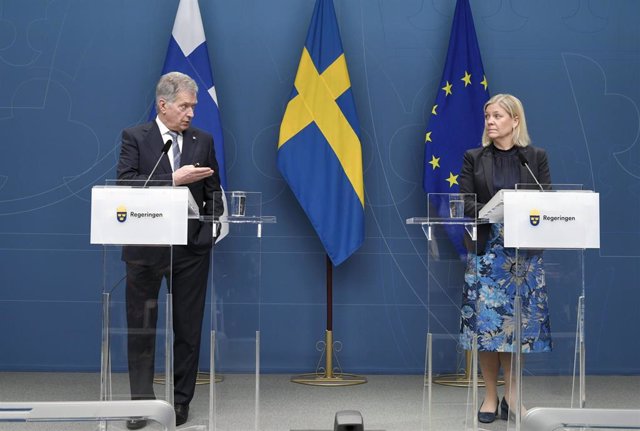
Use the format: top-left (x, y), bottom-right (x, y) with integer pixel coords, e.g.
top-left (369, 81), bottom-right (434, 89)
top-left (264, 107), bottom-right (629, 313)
top-left (153, 0), bottom-right (228, 240)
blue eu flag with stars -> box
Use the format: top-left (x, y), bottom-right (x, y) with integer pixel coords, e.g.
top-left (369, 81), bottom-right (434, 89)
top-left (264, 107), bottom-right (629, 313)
top-left (422, 0), bottom-right (489, 254)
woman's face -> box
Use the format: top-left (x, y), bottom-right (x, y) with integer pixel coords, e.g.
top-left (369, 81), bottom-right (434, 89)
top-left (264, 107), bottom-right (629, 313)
top-left (485, 103), bottom-right (519, 148)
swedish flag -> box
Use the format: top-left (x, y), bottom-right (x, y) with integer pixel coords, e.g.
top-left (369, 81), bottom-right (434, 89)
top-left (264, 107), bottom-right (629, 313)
top-left (422, 0), bottom-right (489, 252)
top-left (278, 0), bottom-right (364, 266)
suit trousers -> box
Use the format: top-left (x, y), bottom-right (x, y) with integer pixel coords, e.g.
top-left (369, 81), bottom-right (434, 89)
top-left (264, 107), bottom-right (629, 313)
top-left (125, 246), bottom-right (211, 406)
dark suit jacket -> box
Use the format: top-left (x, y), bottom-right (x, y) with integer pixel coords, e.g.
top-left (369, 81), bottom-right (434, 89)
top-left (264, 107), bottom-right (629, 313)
top-left (459, 144), bottom-right (552, 253)
top-left (117, 121), bottom-right (223, 265)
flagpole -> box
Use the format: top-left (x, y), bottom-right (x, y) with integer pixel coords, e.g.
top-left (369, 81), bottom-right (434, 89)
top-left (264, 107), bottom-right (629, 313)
top-left (325, 254), bottom-right (333, 378)
top-left (326, 254), bottom-right (332, 331)
top-left (152, 0), bottom-right (227, 389)
top-left (421, 0), bottom-right (496, 390)
top-left (280, 0), bottom-right (365, 386)
top-left (290, 255), bottom-right (367, 386)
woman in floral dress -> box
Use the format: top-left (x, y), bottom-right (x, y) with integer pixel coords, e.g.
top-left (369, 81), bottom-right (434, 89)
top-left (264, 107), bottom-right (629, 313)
top-left (459, 94), bottom-right (552, 423)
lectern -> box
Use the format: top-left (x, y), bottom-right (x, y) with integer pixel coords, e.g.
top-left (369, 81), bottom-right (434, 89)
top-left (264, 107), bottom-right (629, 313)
top-left (198, 191), bottom-right (276, 431)
top-left (407, 192), bottom-right (481, 431)
top-left (479, 185), bottom-right (600, 430)
top-left (408, 186), bottom-right (600, 431)
top-left (91, 181), bottom-right (200, 407)
top-left (92, 186), bottom-right (276, 431)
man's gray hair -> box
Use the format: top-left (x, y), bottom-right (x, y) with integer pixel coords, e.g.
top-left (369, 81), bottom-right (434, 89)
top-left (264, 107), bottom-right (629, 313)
top-left (155, 71), bottom-right (198, 105)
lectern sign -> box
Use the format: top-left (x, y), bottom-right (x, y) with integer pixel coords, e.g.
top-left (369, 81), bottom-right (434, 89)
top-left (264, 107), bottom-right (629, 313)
top-left (503, 190), bottom-right (600, 249)
top-left (91, 186), bottom-right (189, 245)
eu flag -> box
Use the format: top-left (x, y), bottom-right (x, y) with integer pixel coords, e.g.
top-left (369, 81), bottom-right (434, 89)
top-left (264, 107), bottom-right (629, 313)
top-left (422, 0), bottom-right (489, 252)
top-left (278, 0), bottom-right (364, 266)
top-left (151, 0), bottom-right (227, 190)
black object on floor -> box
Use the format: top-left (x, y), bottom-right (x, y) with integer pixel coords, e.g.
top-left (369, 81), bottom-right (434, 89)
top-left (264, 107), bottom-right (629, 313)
top-left (334, 410), bottom-right (364, 431)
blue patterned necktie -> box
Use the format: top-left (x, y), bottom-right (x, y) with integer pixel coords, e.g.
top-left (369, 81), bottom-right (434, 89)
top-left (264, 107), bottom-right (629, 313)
top-left (169, 131), bottom-right (180, 171)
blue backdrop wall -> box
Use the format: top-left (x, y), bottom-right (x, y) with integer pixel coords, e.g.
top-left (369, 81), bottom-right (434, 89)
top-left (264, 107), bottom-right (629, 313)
top-left (0, 0), bottom-right (638, 374)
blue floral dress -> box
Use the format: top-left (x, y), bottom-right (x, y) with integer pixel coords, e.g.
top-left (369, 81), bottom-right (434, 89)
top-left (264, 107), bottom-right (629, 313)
top-left (460, 223), bottom-right (552, 353)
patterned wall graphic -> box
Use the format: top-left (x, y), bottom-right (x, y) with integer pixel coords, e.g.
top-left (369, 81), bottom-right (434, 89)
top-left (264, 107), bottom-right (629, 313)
top-left (0, 0), bottom-right (638, 374)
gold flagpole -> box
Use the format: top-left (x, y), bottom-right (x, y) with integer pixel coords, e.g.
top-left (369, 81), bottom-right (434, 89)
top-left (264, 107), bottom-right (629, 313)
top-left (291, 256), bottom-right (366, 386)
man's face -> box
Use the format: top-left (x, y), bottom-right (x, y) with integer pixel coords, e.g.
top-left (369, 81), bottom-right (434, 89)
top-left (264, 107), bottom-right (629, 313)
top-left (158, 90), bottom-right (197, 132)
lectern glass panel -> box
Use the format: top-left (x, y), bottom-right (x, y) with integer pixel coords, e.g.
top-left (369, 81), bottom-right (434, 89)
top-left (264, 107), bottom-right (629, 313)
top-left (93, 180), bottom-right (196, 409)
top-left (507, 184), bottom-right (594, 430)
top-left (203, 192), bottom-right (275, 431)
top-left (516, 249), bottom-right (584, 410)
top-left (407, 192), bottom-right (481, 431)
top-left (100, 244), bottom-right (174, 405)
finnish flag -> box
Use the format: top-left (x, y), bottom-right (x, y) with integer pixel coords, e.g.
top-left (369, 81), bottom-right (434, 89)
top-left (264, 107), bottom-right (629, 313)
top-left (157, 0), bottom-right (228, 241)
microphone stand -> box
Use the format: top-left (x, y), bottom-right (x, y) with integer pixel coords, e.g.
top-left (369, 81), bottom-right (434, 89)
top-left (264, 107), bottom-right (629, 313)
top-left (517, 151), bottom-right (544, 191)
top-left (142, 140), bottom-right (173, 188)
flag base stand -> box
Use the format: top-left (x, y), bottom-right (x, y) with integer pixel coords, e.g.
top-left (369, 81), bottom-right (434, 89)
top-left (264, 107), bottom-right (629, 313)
top-left (434, 373), bottom-right (490, 387)
top-left (290, 372), bottom-right (367, 387)
top-left (195, 372), bottom-right (224, 384)
top-left (433, 351), bottom-right (503, 388)
top-left (291, 330), bottom-right (367, 387)
top-left (153, 371), bottom-right (223, 385)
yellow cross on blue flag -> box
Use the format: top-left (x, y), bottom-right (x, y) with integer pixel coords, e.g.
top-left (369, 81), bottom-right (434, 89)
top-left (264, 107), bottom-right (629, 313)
top-left (422, 0), bottom-right (489, 253)
top-left (278, 0), bottom-right (364, 266)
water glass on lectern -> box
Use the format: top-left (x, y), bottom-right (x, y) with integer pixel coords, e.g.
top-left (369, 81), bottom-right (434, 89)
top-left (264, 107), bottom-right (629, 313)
top-left (231, 191), bottom-right (247, 217)
top-left (449, 193), bottom-right (464, 218)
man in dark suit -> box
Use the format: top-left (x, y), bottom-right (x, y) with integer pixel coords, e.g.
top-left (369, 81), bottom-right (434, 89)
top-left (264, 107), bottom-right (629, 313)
top-left (117, 71), bottom-right (223, 429)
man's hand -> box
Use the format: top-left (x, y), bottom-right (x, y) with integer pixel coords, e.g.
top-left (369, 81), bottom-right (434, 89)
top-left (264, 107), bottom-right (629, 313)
top-left (173, 165), bottom-right (214, 186)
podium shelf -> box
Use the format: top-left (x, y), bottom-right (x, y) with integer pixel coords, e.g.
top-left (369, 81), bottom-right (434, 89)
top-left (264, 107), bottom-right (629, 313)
top-left (201, 215), bottom-right (276, 224)
top-left (406, 217), bottom-right (487, 226)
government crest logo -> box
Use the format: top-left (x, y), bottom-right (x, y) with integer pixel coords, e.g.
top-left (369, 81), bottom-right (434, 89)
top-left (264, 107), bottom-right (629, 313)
top-left (117, 205), bottom-right (127, 223)
top-left (529, 209), bottom-right (540, 226)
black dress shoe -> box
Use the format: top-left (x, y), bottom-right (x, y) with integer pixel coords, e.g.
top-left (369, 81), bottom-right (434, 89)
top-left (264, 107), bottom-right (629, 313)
top-left (175, 403), bottom-right (189, 426)
top-left (126, 418), bottom-right (147, 430)
top-left (478, 398), bottom-right (499, 424)
top-left (500, 396), bottom-right (509, 420)
top-left (500, 396), bottom-right (518, 420)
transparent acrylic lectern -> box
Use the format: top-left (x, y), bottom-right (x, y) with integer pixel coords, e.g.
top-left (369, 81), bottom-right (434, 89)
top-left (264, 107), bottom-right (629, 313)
top-left (407, 192), bottom-right (482, 431)
top-left (91, 180), bottom-right (201, 412)
top-left (479, 184), bottom-right (600, 431)
top-left (199, 191), bottom-right (275, 431)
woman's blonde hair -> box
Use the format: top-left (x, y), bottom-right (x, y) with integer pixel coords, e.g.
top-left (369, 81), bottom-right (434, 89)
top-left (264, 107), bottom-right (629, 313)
top-left (481, 93), bottom-right (531, 147)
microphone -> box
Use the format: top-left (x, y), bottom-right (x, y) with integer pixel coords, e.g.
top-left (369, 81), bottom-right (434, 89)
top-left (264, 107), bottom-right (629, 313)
top-left (142, 140), bottom-right (173, 188)
top-left (517, 150), bottom-right (544, 191)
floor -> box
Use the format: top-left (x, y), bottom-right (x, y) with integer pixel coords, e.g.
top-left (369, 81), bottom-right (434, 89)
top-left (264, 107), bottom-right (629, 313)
top-left (0, 372), bottom-right (638, 430)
